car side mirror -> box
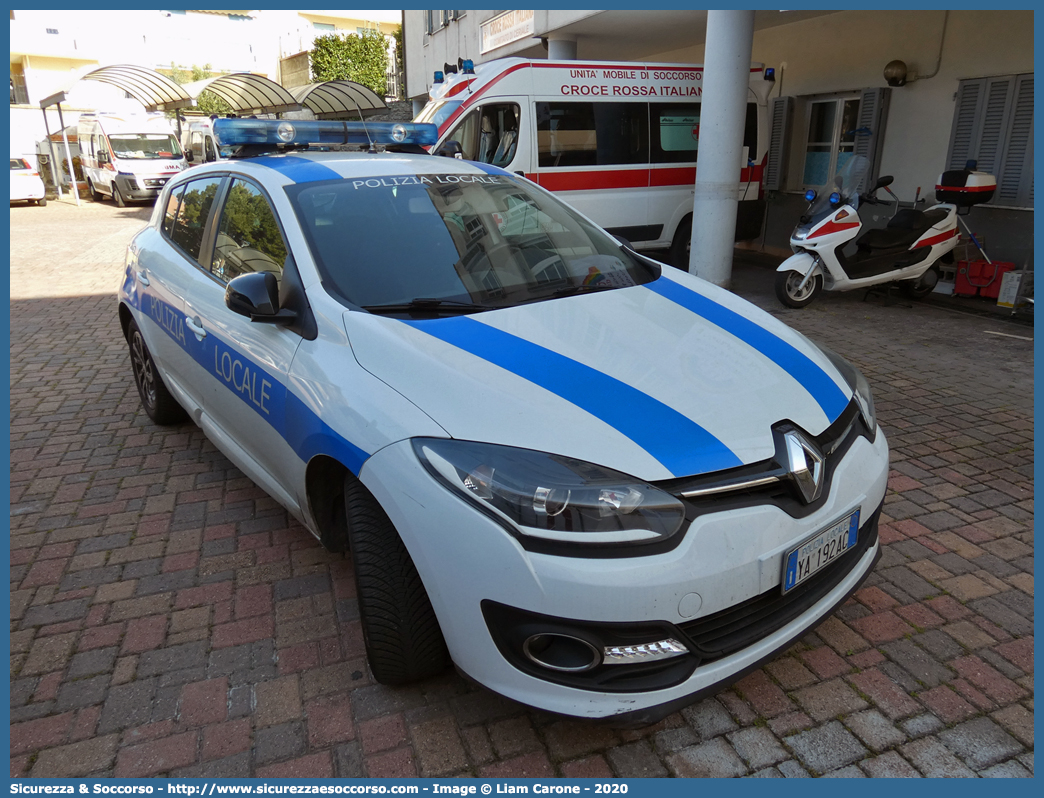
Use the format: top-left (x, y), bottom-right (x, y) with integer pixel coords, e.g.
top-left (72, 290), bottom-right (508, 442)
top-left (613, 234), bottom-right (633, 250)
top-left (225, 272), bottom-right (295, 325)
top-left (98, 152), bottom-right (109, 164)
top-left (184, 150), bottom-right (194, 163)
top-left (435, 140), bottom-right (464, 159)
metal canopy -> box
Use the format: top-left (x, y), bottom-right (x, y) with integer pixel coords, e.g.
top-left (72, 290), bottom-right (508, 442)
top-left (82, 65), bottom-right (194, 112)
top-left (289, 81), bottom-right (388, 120)
top-left (183, 74), bottom-right (302, 115)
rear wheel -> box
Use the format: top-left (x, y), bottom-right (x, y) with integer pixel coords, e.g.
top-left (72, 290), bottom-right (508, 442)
top-left (775, 269), bottom-right (824, 308)
top-left (88, 180), bottom-right (101, 202)
top-left (669, 218), bottom-right (692, 270)
top-left (36, 196), bottom-right (47, 206)
top-left (126, 319), bottom-right (187, 425)
top-left (344, 474), bottom-right (449, 685)
top-left (900, 266), bottom-right (939, 299)
top-left (113, 184), bottom-right (126, 208)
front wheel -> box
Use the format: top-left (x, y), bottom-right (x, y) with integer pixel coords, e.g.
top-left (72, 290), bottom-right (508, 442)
top-left (113, 184), bottom-right (126, 208)
top-left (775, 269), bottom-right (824, 308)
top-left (344, 474), bottom-right (449, 685)
top-left (35, 196), bottom-right (47, 206)
top-left (900, 266), bottom-right (939, 299)
top-left (669, 218), bottom-right (692, 270)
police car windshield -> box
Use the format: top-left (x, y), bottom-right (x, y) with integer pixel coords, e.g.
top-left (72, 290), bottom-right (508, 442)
top-left (109, 134), bottom-right (182, 160)
top-left (285, 172), bottom-right (658, 313)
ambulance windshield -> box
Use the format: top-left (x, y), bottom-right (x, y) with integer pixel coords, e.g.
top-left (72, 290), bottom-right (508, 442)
top-left (109, 133), bottom-right (183, 160)
top-left (414, 99), bottom-right (463, 130)
top-left (286, 172), bottom-right (659, 314)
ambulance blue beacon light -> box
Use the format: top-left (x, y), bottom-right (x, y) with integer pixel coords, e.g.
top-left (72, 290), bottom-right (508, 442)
top-left (212, 118), bottom-right (438, 148)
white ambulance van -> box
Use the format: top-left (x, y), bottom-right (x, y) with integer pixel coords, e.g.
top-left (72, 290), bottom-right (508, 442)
top-left (180, 117), bottom-right (227, 166)
top-left (416, 58), bottom-right (774, 267)
top-left (77, 113), bottom-right (187, 206)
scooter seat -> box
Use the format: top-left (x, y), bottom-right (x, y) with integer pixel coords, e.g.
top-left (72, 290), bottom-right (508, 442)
top-left (860, 208), bottom-right (950, 250)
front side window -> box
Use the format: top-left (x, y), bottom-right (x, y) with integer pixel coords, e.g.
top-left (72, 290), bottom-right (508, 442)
top-left (444, 103), bottom-right (521, 166)
top-left (212, 179), bottom-right (287, 284)
top-left (536, 102), bottom-right (649, 168)
top-left (162, 183), bottom-right (185, 237)
top-left (109, 133), bottom-right (183, 160)
top-left (286, 172), bottom-right (658, 312)
top-left (169, 177), bottom-right (222, 263)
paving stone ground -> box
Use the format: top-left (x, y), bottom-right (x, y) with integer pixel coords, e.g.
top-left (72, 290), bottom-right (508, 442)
top-left (10, 199), bottom-right (1034, 778)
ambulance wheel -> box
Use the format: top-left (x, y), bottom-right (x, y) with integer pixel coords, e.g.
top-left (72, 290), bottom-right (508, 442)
top-left (88, 180), bottom-right (101, 201)
top-left (126, 319), bottom-right (187, 425)
top-left (36, 197), bottom-right (47, 206)
top-left (113, 185), bottom-right (126, 208)
top-left (344, 473), bottom-right (449, 685)
top-left (775, 270), bottom-right (823, 308)
top-left (669, 218), bottom-right (692, 270)
top-left (900, 266), bottom-right (939, 300)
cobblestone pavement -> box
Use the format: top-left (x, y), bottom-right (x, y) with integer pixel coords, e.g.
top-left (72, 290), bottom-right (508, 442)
top-left (10, 200), bottom-right (1033, 778)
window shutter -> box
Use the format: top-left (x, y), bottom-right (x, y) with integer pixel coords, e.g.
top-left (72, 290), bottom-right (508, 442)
top-left (947, 79), bottom-right (985, 170)
top-left (852, 87), bottom-right (890, 191)
top-left (975, 77), bottom-right (1014, 176)
top-left (764, 95), bottom-right (791, 191)
top-left (997, 73), bottom-right (1033, 205)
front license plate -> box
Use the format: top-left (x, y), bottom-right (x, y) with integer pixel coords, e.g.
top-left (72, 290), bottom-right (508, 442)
top-left (782, 509), bottom-right (860, 593)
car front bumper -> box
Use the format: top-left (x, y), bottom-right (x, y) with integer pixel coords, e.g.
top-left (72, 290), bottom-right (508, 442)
top-left (360, 429), bottom-right (889, 721)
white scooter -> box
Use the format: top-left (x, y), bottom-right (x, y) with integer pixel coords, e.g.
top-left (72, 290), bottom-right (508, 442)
top-left (775, 155), bottom-right (996, 308)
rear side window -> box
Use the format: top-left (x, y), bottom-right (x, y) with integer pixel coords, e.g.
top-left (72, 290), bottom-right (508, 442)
top-left (536, 102), bottom-right (649, 168)
top-left (211, 179), bottom-right (287, 284)
top-left (162, 183), bottom-right (185, 237)
top-left (169, 177), bottom-right (222, 263)
top-left (650, 102), bottom-right (759, 163)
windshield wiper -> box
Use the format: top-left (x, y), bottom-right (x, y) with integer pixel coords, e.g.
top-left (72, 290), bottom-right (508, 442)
top-left (551, 282), bottom-right (622, 299)
top-left (363, 297), bottom-right (491, 315)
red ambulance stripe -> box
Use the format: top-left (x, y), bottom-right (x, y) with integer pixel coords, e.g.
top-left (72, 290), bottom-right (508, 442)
top-left (537, 169), bottom-right (651, 191)
top-left (918, 228), bottom-right (959, 247)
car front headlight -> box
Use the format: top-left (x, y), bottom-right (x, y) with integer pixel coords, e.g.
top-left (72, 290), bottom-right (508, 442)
top-left (412, 439), bottom-right (685, 547)
top-left (809, 341), bottom-right (877, 432)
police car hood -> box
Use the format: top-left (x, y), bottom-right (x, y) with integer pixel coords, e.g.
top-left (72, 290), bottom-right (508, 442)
top-left (343, 270), bottom-right (853, 482)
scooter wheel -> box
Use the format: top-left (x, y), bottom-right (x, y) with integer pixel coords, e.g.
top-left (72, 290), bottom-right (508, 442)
top-left (775, 270), bottom-right (823, 308)
top-left (900, 266), bottom-right (940, 300)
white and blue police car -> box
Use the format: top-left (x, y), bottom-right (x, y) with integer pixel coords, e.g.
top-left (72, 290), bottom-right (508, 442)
top-left (117, 118), bottom-right (888, 723)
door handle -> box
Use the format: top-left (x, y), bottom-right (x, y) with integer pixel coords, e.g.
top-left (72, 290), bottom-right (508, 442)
top-left (135, 269), bottom-right (150, 286)
top-left (185, 315), bottom-right (206, 339)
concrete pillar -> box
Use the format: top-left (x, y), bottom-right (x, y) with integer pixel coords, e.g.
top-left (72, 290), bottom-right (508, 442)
top-left (547, 37), bottom-right (577, 61)
top-left (688, 10), bottom-right (755, 288)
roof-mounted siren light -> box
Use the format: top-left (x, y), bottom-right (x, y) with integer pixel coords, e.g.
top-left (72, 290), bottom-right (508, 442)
top-left (433, 70), bottom-right (445, 84)
top-left (212, 118), bottom-right (437, 149)
top-left (462, 59), bottom-right (475, 75)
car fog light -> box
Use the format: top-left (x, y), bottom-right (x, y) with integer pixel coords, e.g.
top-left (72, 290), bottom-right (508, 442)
top-left (276, 121), bottom-right (296, 142)
top-left (603, 638), bottom-right (689, 665)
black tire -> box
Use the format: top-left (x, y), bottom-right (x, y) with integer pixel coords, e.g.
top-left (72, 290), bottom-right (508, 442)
top-left (126, 319), bottom-right (187, 425)
top-left (113, 184), bottom-right (126, 208)
top-left (900, 266), bottom-right (939, 299)
top-left (669, 218), bottom-right (692, 270)
top-left (36, 196), bottom-right (47, 206)
top-left (775, 269), bottom-right (824, 308)
top-left (344, 474), bottom-right (449, 685)
top-left (88, 180), bottom-right (101, 202)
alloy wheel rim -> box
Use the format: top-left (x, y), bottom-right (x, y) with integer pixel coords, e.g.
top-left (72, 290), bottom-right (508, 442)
top-left (787, 272), bottom-right (815, 300)
top-left (130, 332), bottom-right (156, 407)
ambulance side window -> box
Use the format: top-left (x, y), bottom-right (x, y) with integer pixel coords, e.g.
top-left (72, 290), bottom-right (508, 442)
top-left (650, 102), bottom-right (758, 164)
top-left (446, 104), bottom-right (522, 165)
top-left (445, 111), bottom-right (480, 160)
top-left (536, 102), bottom-right (648, 168)
top-left (190, 132), bottom-right (203, 161)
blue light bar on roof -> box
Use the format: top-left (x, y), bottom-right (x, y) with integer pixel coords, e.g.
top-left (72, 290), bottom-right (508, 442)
top-left (212, 118), bottom-right (438, 149)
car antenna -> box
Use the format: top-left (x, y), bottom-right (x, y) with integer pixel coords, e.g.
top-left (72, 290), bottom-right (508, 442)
top-left (346, 96), bottom-right (376, 153)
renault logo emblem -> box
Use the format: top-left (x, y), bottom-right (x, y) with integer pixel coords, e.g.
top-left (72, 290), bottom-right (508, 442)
top-left (783, 429), bottom-right (824, 504)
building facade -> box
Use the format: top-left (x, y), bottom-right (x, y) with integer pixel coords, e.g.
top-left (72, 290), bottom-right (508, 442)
top-left (404, 9), bottom-right (1033, 266)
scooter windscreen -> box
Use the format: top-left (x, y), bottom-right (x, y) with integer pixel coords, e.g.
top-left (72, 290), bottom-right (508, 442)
top-left (803, 155), bottom-right (872, 224)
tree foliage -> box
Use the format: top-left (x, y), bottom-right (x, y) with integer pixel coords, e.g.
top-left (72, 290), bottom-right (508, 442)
top-left (165, 63), bottom-right (232, 116)
top-left (309, 30), bottom-right (389, 97)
